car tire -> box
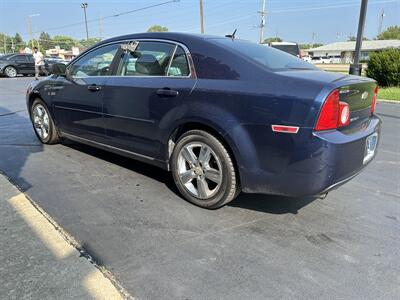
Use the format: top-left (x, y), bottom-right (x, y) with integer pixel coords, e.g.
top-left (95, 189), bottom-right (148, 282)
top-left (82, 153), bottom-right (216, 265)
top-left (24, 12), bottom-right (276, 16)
top-left (4, 66), bottom-right (17, 78)
top-left (171, 130), bottom-right (238, 209)
top-left (30, 98), bottom-right (60, 144)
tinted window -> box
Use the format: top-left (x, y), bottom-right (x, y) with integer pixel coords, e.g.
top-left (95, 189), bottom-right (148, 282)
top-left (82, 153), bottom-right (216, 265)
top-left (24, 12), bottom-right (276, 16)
top-left (168, 46), bottom-right (189, 77)
top-left (212, 39), bottom-right (316, 71)
top-left (69, 43), bottom-right (119, 77)
top-left (270, 44), bottom-right (300, 56)
top-left (14, 55), bottom-right (28, 63)
top-left (117, 41), bottom-right (175, 76)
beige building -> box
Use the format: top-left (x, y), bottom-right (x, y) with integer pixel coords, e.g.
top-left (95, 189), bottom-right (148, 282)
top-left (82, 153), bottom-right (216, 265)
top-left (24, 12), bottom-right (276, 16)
top-left (45, 46), bottom-right (80, 60)
top-left (308, 40), bottom-right (400, 63)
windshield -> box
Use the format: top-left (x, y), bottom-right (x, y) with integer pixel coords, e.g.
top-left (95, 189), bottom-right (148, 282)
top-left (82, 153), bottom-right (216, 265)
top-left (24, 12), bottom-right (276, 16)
top-left (212, 39), bottom-right (316, 71)
top-left (0, 54), bottom-right (13, 60)
top-left (270, 44), bottom-right (300, 56)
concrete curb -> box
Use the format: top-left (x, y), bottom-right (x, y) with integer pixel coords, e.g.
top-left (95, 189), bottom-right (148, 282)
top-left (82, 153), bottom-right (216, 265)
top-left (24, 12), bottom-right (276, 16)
top-left (0, 171), bottom-right (134, 300)
top-left (378, 99), bottom-right (400, 104)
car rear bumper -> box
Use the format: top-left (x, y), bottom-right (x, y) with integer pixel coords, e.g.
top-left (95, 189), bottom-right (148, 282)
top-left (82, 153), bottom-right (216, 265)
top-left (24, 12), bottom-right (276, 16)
top-left (239, 115), bottom-right (382, 196)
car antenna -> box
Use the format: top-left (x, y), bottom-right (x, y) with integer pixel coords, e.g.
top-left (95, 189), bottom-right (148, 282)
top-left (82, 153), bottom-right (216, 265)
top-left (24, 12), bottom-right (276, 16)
top-left (225, 29), bottom-right (237, 39)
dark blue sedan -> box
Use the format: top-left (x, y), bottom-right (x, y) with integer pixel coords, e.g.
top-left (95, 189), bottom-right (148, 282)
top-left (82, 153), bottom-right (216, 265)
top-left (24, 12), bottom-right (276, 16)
top-left (26, 32), bottom-right (381, 208)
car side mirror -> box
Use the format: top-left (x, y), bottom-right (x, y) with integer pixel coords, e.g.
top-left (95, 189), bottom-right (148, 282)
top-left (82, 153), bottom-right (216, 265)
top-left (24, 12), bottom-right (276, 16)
top-left (50, 63), bottom-right (67, 76)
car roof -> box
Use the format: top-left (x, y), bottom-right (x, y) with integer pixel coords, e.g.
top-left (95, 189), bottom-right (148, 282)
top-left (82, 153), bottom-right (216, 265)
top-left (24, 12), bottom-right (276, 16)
top-left (99, 32), bottom-right (227, 46)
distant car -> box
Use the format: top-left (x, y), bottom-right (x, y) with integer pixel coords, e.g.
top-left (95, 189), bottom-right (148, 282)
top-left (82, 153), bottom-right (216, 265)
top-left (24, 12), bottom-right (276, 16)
top-left (26, 32), bottom-right (381, 209)
top-left (44, 57), bottom-right (69, 73)
top-left (302, 55), bottom-right (312, 63)
top-left (311, 56), bottom-right (331, 64)
top-left (0, 53), bottom-right (35, 77)
top-left (269, 42), bottom-right (301, 57)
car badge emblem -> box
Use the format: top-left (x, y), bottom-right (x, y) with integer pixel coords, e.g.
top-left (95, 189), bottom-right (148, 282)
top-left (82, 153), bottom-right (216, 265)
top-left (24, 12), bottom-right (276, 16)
top-left (361, 91), bottom-right (368, 100)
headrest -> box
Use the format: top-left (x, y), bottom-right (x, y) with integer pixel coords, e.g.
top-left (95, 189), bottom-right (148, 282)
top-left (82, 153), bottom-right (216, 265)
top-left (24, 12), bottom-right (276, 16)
top-left (135, 54), bottom-right (163, 75)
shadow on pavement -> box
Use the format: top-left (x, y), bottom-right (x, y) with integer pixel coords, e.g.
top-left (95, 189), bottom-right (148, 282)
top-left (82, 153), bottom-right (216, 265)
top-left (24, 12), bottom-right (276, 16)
top-left (63, 139), bottom-right (316, 214)
top-left (229, 193), bottom-right (317, 214)
top-left (0, 106), bottom-right (43, 192)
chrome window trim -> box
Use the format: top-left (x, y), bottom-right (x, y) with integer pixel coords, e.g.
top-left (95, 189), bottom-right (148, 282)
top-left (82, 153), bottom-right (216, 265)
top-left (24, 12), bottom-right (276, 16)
top-left (67, 38), bottom-right (196, 79)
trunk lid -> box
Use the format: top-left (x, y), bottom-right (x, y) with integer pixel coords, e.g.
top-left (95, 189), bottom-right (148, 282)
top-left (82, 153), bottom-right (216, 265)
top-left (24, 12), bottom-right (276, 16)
top-left (338, 81), bottom-right (377, 125)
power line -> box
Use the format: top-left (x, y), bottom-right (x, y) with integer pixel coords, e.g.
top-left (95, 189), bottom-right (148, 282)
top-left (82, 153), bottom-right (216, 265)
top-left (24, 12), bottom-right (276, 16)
top-left (32, 0), bottom-right (179, 34)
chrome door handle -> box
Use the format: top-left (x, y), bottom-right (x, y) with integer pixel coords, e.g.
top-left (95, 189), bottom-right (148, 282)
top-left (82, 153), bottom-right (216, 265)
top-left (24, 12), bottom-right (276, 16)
top-left (87, 84), bottom-right (101, 92)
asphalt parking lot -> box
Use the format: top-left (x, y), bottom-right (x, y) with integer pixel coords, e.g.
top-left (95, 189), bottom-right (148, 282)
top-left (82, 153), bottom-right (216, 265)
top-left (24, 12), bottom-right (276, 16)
top-left (0, 77), bottom-right (399, 299)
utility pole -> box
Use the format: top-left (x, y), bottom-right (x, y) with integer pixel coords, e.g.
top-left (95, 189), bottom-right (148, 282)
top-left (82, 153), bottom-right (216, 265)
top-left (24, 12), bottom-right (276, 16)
top-left (258, 0), bottom-right (267, 44)
top-left (11, 38), bottom-right (15, 53)
top-left (378, 9), bottom-right (385, 35)
top-left (81, 3), bottom-right (89, 40)
top-left (350, 0), bottom-right (368, 75)
top-left (99, 16), bottom-right (103, 40)
top-left (3, 35), bottom-right (6, 54)
top-left (311, 32), bottom-right (316, 47)
top-left (199, 0), bottom-right (204, 34)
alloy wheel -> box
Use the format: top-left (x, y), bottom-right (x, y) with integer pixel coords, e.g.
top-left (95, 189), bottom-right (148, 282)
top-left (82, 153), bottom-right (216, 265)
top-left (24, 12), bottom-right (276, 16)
top-left (32, 104), bottom-right (50, 140)
top-left (5, 67), bottom-right (17, 78)
top-left (177, 142), bottom-right (223, 199)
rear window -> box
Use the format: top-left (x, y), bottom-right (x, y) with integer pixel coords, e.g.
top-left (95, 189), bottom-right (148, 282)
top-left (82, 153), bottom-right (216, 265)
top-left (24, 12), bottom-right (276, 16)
top-left (212, 39), bottom-right (316, 71)
top-left (270, 44), bottom-right (300, 56)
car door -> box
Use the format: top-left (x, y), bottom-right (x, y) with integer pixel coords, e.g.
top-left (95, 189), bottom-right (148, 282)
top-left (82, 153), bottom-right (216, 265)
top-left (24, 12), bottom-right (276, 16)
top-left (52, 43), bottom-right (121, 142)
top-left (26, 55), bottom-right (35, 74)
top-left (13, 55), bottom-right (31, 74)
top-left (103, 41), bottom-right (196, 159)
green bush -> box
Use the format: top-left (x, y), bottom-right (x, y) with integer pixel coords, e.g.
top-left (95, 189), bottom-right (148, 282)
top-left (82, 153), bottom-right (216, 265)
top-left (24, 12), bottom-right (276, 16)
top-left (366, 49), bottom-right (400, 87)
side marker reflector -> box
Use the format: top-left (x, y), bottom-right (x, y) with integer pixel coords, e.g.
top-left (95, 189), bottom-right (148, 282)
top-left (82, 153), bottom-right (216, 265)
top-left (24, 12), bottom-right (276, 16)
top-left (271, 125), bottom-right (299, 134)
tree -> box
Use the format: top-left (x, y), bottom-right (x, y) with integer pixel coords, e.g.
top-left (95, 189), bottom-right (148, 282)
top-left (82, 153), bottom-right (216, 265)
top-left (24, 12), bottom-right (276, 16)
top-left (147, 25), bottom-right (168, 32)
top-left (79, 38), bottom-right (101, 48)
top-left (39, 32), bottom-right (53, 50)
top-left (262, 37), bottom-right (282, 44)
top-left (377, 25), bottom-right (400, 40)
top-left (14, 33), bottom-right (24, 50)
top-left (347, 35), bottom-right (369, 41)
top-left (52, 35), bottom-right (76, 50)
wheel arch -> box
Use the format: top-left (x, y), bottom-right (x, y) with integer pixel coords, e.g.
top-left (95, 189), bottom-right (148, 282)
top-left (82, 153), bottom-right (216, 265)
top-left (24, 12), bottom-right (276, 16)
top-left (166, 121), bottom-right (242, 186)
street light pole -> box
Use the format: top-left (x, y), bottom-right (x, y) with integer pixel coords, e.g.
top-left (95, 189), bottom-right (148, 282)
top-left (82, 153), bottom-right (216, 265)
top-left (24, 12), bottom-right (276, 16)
top-left (349, 0), bottom-right (368, 76)
top-left (81, 3), bottom-right (89, 40)
top-left (27, 14), bottom-right (40, 50)
top-left (199, 0), bottom-right (204, 34)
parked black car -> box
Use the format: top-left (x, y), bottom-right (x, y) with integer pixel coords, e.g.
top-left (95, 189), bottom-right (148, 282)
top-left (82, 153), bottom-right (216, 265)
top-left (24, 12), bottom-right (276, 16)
top-left (0, 53), bottom-right (35, 77)
top-left (44, 56), bottom-right (69, 73)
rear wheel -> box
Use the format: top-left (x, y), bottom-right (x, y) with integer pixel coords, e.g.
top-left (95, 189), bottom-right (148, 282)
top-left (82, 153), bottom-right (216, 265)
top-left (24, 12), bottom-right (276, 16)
top-left (171, 130), bottom-right (238, 209)
top-left (30, 99), bottom-right (60, 144)
top-left (4, 66), bottom-right (17, 78)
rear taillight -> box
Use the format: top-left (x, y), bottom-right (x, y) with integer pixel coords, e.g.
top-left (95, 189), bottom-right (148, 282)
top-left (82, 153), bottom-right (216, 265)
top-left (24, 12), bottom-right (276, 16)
top-left (315, 89), bottom-right (350, 131)
top-left (371, 85), bottom-right (378, 114)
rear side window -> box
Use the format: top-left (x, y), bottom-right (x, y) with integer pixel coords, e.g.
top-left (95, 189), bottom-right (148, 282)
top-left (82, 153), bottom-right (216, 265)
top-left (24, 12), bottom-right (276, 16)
top-left (168, 46), bottom-right (189, 77)
top-left (212, 39), bottom-right (316, 71)
top-left (270, 44), bottom-right (300, 56)
top-left (117, 41), bottom-right (175, 76)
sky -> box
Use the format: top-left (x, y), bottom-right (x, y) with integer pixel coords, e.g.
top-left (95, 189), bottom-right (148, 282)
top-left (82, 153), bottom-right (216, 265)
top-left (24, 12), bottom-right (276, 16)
top-left (0, 0), bottom-right (399, 44)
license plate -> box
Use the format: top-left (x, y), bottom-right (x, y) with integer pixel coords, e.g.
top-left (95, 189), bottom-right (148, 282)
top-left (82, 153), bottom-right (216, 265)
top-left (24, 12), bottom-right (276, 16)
top-left (363, 132), bottom-right (378, 164)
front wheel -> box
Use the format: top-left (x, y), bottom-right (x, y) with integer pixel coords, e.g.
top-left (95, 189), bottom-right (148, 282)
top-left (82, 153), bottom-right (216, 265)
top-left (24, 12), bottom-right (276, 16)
top-left (30, 99), bottom-right (60, 144)
top-left (171, 130), bottom-right (239, 209)
top-left (4, 66), bottom-right (17, 78)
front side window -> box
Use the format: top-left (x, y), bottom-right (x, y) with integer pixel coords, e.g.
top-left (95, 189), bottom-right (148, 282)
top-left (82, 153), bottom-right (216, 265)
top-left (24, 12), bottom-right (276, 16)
top-left (69, 43), bottom-right (119, 77)
top-left (117, 41), bottom-right (175, 76)
top-left (167, 46), bottom-right (189, 77)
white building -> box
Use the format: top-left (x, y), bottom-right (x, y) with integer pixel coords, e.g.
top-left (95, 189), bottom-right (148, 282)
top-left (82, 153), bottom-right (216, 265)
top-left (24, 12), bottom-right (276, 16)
top-left (308, 40), bottom-right (400, 63)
